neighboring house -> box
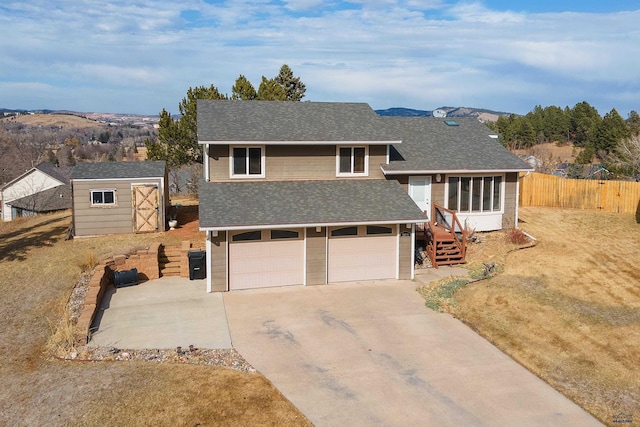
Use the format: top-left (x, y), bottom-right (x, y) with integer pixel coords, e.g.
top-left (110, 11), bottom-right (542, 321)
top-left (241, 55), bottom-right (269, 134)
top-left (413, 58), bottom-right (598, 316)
top-left (197, 100), bottom-right (532, 292)
top-left (70, 161), bottom-right (168, 237)
top-left (0, 162), bottom-right (72, 221)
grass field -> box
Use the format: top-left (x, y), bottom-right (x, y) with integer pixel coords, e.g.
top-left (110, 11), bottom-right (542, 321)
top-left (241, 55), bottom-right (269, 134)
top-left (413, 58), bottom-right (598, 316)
top-left (448, 207), bottom-right (640, 426)
top-left (0, 211), bottom-right (311, 426)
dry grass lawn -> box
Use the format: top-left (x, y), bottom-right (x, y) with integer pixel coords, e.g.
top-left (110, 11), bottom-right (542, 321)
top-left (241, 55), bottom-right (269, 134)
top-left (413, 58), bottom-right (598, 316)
top-left (0, 211), bottom-right (311, 426)
top-left (451, 207), bottom-right (640, 426)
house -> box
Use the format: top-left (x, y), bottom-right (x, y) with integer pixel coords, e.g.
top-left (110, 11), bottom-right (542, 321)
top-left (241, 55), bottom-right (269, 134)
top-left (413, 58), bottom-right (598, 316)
top-left (70, 161), bottom-right (168, 237)
top-left (197, 101), bottom-right (532, 292)
top-left (1, 162), bottom-right (72, 221)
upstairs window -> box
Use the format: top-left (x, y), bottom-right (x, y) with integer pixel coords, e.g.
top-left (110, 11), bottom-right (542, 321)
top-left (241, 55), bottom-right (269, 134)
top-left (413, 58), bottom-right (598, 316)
top-left (231, 146), bottom-right (264, 178)
top-left (337, 146), bottom-right (368, 176)
top-left (90, 189), bottom-right (116, 206)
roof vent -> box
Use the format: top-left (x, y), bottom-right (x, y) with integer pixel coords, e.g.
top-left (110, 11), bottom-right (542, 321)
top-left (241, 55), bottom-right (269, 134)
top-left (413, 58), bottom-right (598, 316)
top-left (444, 120), bottom-right (459, 126)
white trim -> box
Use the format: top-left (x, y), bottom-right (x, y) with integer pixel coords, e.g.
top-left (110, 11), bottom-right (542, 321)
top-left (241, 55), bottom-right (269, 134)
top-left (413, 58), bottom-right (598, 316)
top-left (89, 188), bottom-right (117, 207)
top-left (336, 145), bottom-right (369, 177)
top-left (324, 227), bottom-right (329, 285)
top-left (199, 139), bottom-right (400, 146)
top-left (72, 177), bottom-right (163, 182)
top-left (444, 174), bottom-right (506, 214)
top-left (199, 218), bottom-right (426, 232)
top-left (396, 224), bottom-right (400, 279)
top-left (303, 228), bottom-right (308, 286)
top-left (382, 168), bottom-right (533, 175)
top-left (225, 232), bottom-right (229, 292)
top-left (204, 144), bottom-right (210, 181)
top-left (386, 145), bottom-right (390, 164)
top-left (229, 145), bottom-right (266, 179)
top-left (410, 224), bottom-right (415, 280)
top-left (206, 231), bottom-right (212, 293)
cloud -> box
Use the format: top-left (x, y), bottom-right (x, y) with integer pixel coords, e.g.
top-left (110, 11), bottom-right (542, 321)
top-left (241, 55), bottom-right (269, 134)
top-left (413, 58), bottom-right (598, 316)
top-left (0, 0), bottom-right (639, 115)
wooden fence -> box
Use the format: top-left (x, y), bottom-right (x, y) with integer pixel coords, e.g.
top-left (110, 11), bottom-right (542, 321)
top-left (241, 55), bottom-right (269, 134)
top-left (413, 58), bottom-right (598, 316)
top-left (519, 172), bottom-right (640, 214)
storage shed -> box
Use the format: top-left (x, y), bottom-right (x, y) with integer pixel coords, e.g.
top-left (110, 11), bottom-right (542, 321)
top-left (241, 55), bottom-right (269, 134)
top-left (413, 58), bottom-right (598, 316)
top-left (70, 161), bottom-right (168, 237)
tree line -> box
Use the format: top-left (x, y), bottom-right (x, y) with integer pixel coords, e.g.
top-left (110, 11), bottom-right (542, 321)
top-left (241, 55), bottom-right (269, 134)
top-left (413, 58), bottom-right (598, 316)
top-left (146, 64), bottom-right (305, 167)
top-left (488, 102), bottom-right (640, 166)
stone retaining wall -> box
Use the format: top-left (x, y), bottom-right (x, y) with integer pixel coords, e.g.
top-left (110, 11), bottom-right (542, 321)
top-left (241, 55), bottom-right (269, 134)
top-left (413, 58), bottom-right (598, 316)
top-left (74, 242), bottom-right (191, 345)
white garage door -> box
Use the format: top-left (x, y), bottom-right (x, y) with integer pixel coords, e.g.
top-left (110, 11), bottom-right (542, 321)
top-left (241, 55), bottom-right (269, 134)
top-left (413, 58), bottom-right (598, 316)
top-left (328, 225), bottom-right (397, 283)
top-left (229, 229), bottom-right (304, 290)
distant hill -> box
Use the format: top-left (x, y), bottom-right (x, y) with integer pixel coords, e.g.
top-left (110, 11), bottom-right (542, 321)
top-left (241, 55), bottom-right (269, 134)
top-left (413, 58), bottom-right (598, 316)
top-left (375, 106), bottom-right (512, 122)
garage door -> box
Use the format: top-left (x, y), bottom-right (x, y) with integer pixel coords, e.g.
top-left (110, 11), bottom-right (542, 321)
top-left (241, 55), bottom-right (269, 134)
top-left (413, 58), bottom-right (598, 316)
top-left (328, 225), bottom-right (397, 283)
top-left (229, 229), bottom-right (304, 290)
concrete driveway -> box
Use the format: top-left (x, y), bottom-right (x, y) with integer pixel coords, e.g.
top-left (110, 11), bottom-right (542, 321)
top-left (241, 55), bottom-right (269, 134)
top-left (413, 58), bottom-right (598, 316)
top-left (223, 279), bottom-right (601, 427)
top-left (89, 277), bottom-right (231, 350)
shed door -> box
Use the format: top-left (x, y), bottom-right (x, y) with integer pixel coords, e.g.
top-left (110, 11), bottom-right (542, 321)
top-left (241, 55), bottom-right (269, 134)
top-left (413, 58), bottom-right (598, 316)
top-left (328, 225), bottom-right (396, 283)
top-left (133, 185), bottom-right (159, 233)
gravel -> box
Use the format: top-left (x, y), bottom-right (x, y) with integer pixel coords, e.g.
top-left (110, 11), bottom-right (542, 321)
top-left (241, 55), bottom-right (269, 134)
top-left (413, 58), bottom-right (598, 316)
top-left (61, 270), bottom-right (256, 373)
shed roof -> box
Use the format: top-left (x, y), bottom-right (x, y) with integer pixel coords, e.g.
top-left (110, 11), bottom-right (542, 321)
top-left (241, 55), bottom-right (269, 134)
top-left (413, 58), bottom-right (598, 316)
top-left (199, 179), bottom-right (426, 230)
top-left (381, 117), bottom-right (532, 173)
top-left (71, 161), bottom-right (166, 180)
top-left (197, 100), bottom-right (399, 143)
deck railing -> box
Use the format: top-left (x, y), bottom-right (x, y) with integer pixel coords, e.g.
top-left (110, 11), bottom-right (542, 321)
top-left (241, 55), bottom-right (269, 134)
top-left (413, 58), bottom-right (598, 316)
top-left (422, 204), bottom-right (466, 267)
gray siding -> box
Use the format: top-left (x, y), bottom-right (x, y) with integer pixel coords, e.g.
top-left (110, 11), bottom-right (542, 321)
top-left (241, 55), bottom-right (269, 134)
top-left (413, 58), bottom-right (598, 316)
top-left (72, 177), bottom-right (163, 236)
top-left (208, 144), bottom-right (387, 181)
top-left (306, 227), bottom-right (326, 285)
top-left (210, 231), bottom-right (227, 292)
top-left (399, 227), bottom-right (412, 280)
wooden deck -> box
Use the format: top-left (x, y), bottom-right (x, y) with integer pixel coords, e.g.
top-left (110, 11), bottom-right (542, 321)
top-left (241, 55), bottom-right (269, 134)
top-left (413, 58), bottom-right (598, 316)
top-left (417, 204), bottom-right (466, 268)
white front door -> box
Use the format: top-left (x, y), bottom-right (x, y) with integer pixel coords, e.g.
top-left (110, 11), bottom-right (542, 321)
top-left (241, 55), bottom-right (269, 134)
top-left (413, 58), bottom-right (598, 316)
top-left (409, 176), bottom-right (432, 218)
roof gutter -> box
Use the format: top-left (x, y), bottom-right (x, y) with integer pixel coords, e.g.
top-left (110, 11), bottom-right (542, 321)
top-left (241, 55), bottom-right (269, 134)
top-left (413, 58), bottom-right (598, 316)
top-left (199, 218), bottom-right (427, 232)
top-left (380, 166), bottom-right (535, 175)
top-left (199, 140), bottom-right (401, 146)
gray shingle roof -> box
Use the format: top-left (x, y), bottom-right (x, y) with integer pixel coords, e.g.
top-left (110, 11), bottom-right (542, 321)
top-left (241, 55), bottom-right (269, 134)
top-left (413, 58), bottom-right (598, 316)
top-left (71, 161), bottom-right (166, 180)
top-left (7, 184), bottom-right (72, 212)
top-left (199, 179), bottom-right (427, 229)
top-left (381, 117), bottom-right (532, 173)
top-left (197, 100), bottom-right (399, 142)
top-left (35, 162), bottom-right (71, 184)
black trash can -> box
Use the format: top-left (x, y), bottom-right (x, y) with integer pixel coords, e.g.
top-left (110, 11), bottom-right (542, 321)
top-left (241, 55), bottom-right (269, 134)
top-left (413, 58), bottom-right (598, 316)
top-left (188, 250), bottom-right (206, 280)
top-left (113, 268), bottom-right (139, 288)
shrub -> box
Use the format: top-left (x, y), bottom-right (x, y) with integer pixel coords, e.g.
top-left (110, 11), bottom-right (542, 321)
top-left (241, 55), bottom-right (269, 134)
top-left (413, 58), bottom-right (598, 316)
top-left (505, 228), bottom-right (530, 245)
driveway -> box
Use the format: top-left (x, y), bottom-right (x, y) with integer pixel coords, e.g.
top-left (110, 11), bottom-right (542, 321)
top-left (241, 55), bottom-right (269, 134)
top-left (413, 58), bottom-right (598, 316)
top-left (89, 277), bottom-right (231, 350)
top-left (223, 279), bottom-right (601, 427)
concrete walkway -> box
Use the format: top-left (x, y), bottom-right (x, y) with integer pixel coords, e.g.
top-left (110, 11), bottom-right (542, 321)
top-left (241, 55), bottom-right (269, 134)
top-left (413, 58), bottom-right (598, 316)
top-left (89, 277), bottom-right (231, 350)
top-left (223, 279), bottom-right (602, 427)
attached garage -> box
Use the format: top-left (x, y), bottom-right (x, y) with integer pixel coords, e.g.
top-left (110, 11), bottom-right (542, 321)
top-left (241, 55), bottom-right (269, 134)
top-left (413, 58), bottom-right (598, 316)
top-left (328, 225), bottom-right (397, 282)
top-left (229, 229), bottom-right (304, 290)
top-left (199, 179), bottom-right (427, 292)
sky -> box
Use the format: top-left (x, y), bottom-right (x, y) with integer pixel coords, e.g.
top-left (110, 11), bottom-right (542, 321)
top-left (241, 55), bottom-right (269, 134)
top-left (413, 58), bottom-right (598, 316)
top-left (1, 1), bottom-right (639, 117)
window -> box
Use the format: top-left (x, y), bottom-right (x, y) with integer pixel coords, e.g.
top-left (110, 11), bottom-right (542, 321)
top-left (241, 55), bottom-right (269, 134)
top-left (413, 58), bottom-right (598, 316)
top-left (366, 226), bottom-right (393, 235)
top-left (337, 146), bottom-right (367, 176)
top-left (331, 226), bottom-right (358, 237)
top-left (232, 231), bottom-right (261, 242)
top-left (271, 230), bottom-right (299, 239)
top-left (447, 176), bottom-right (502, 213)
top-left (90, 189), bottom-right (116, 206)
top-left (231, 146), bottom-right (264, 177)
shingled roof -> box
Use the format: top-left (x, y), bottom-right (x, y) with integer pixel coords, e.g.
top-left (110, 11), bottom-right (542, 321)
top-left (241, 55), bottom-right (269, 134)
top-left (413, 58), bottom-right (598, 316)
top-left (199, 179), bottom-right (426, 230)
top-left (197, 100), bottom-right (399, 143)
top-left (7, 184), bottom-right (71, 212)
top-left (381, 117), bottom-right (532, 173)
top-left (71, 161), bottom-right (166, 180)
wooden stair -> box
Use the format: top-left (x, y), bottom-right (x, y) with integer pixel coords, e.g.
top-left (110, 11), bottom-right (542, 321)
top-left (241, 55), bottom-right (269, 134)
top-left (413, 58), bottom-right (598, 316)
top-left (423, 204), bottom-right (467, 269)
top-left (427, 229), bottom-right (465, 267)
top-left (159, 244), bottom-right (182, 277)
